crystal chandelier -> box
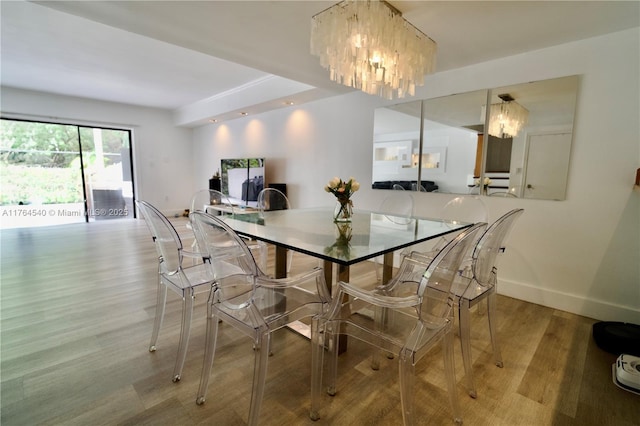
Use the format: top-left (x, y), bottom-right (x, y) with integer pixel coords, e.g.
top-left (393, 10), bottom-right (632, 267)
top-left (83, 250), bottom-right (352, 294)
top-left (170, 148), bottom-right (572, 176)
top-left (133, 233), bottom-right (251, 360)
top-left (310, 0), bottom-right (437, 100)
top-left (488, 94), bottom-right (529, 138)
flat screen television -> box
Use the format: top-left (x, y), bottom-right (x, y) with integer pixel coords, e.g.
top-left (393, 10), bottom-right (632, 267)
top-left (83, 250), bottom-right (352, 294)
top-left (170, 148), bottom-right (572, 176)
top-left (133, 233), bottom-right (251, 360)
top-left (220, 158), bottom-right (265, 207)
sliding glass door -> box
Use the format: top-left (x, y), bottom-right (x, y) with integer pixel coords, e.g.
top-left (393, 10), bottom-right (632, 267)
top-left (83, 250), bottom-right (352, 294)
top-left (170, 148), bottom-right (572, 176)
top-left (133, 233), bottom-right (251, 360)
top-left (0, 119), bottom-right (135, 228)
top-left (79, 126), bottom-right (134, 221)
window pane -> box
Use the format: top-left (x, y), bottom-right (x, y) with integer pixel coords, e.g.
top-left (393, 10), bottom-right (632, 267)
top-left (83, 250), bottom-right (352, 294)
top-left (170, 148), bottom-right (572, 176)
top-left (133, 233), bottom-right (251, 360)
top-left (1, 120), bottom-right (85, 227)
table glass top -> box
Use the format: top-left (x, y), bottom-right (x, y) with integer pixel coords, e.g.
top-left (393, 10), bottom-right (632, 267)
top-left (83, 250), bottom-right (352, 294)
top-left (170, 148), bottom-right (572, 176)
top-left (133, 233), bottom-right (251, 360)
top-left (220, 207), bottom-right (472, 266)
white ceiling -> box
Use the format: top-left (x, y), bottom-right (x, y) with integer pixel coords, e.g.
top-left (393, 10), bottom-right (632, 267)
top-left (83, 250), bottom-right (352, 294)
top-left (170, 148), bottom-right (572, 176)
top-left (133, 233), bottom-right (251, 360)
top-left (1, 1), bottom-right (638, 127)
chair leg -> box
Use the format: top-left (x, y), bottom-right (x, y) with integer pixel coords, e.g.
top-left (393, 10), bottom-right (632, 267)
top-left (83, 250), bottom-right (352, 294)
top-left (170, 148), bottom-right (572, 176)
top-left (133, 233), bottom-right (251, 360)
top-left (172, 290), bottom-right (194, 382)
top-left (371, 310), bottom-right (382, 371)
top-left (443, 330), bottom-right (463, 424)
top-left (196, 307), bottom-right (220, 405)
top-left (310, 316), bottom-right (323, 421)
top-left (190, 240), bottom-right (200, 265)
top-left (149, 275), bottom-right (167, 352)
top-left (286, 249), bottom-right (293, 274)
top-left (487, 291), bottom-right (503, 368)
top-left (398, 348), bottom-right (416, 426)
top-left (326, 322), bottom-right (339, 397)
top-left (247, 331), bottom-right (271, 426)
top-left (459, 298), bottom-right (477, 398)
top-left (371, 305), bottom-right (393, 369)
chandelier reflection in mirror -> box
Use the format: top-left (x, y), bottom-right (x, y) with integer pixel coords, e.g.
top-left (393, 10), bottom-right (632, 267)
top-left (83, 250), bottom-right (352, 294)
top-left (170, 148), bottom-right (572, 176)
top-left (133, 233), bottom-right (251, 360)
top-left (488, 94), bottom-right (529, 138)
top-left (310, 0), bottom-right (437, 100)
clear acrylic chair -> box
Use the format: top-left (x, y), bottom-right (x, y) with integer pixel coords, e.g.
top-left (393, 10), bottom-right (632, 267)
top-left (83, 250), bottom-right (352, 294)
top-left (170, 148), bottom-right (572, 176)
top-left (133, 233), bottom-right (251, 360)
top-left (412, 208), bottom-right (524, 398)
top-left (379, 191), bottom-right (414, 217)
top-left (190, 188), bottom-right (232, 216)
top-left (186, 189), bottom-right (231, 255)
top-left (136, 200), bottom-right (214, 382)
top-left (310, 223), bottom-right (486, 425)
top-left (257, 188), bottom-right (293, 273)
top-left (188, 189), bottom-right (233, 236)
top-left (256, 187), bottom-right (290, 214)
top-left (374, 191), bottom-right (414, 281)
top-left (190, 189), bottom-right (267, 270)
top-left (433, 195), bottom-right (488, 249)
top-left (403, 195), bottom-right (488, 261)
top-left (190, 211), bottom-right (331, 426)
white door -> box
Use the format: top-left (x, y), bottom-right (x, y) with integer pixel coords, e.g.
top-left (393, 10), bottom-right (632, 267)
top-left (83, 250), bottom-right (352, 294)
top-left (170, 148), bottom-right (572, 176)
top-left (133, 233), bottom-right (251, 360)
top-left (523, 132), bottom-right (572, 200)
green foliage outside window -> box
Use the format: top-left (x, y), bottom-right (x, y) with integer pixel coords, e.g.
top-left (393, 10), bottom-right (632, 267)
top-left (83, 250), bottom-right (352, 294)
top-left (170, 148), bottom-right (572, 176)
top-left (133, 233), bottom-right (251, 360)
top-left (0, 119), bottom-right (130, 205)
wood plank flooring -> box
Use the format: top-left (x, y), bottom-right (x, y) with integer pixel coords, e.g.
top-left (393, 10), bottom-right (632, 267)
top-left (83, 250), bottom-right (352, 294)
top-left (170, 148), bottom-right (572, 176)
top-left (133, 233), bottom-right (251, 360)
top-left (1, 218), bottom-right (638, 425)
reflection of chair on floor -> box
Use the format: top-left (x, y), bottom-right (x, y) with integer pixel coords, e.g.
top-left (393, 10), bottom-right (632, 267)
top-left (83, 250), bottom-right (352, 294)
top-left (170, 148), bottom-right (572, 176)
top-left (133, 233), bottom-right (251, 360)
top-left (257, 188), bottom-right (293, 273)
top-left (310, 223), bottom-right (486, 425)
top-left (412, 208), bottom-right (524, 398)
top-left (190, 212), bottom-right (330, 426)
top-left (374, 191), bottom-right (414, 281)
top-left (190, 189), bottom-right (267, 271)
top-left (136, 200), bottom-right (214, 382)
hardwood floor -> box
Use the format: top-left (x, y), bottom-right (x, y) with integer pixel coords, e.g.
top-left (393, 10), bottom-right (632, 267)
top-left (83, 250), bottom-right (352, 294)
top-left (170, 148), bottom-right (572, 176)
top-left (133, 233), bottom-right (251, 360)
top-left (1, 218), bottom-right (638, 425)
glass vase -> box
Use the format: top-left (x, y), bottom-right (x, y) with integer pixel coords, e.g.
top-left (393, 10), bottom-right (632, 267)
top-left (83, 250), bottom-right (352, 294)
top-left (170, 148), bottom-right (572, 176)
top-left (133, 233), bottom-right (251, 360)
top-left (334, 199), bottom-right (353, 222)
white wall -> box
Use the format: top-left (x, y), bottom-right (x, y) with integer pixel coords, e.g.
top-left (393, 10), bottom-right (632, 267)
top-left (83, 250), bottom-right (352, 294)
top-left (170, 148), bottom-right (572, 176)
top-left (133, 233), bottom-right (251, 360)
top-left (192, 28), bottom-right (640, 323)
top-left (192, 98), bottom-right (377, 208)
top-left (1, 87), bottom-right (194, 214)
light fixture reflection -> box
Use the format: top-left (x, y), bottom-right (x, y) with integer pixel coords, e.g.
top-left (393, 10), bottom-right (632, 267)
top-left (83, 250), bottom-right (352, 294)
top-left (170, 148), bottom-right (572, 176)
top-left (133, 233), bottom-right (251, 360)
top-left (488, 94), bottom-right (529, 138)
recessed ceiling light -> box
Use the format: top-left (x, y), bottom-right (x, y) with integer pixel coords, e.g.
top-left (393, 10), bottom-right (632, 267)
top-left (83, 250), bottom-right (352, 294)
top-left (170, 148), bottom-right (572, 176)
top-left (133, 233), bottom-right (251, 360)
top-left (284, 101), bottom-right (294, 106)
top-left (240, 112), bottom-right (248, 116)
top-left (208, 119), bottom-right (218, 123)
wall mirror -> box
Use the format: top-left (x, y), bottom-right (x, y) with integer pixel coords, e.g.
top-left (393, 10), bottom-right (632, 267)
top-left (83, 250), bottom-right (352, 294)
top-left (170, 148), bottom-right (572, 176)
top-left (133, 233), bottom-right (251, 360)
top-left (372, 75), bottom-right (579, 200)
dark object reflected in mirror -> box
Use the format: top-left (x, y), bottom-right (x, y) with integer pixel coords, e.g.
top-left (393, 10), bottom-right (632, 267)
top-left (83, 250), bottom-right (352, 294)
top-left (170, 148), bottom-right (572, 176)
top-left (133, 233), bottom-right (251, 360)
top-left (220, 158), bottom-right (265, 207)
top-left (372, 180), bottom-right (438, 192)
top-left (372, 75), bottom-right (579, 200)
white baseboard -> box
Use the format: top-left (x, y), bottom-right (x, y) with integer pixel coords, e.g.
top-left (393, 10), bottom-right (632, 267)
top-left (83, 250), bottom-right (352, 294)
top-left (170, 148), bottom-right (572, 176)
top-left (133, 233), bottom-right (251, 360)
top-left (499, 279), bottom-right (640, 324)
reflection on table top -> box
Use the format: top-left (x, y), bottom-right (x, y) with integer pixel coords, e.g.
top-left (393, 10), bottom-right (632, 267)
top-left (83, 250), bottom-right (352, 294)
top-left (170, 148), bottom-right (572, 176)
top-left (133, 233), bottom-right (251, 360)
top-left (205, 204), bottom-right (257, 215)
top-left (220, 207), bottom-right (472, 266)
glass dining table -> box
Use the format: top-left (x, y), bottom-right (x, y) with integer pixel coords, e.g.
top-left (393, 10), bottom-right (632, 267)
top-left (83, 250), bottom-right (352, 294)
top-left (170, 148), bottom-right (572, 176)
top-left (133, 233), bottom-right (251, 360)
top-left (220, 207), bottom-right (472, 349)
top-left (219, 207), bottom-right (472, 287)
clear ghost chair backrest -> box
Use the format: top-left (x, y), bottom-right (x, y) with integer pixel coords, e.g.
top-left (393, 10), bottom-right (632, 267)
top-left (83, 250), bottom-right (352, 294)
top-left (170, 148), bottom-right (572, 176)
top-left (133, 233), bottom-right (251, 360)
top-left (256, 188), bottom-right (290, 218)
top-left (440, 195), bottom-right (488, 224)
top-left (428, 195), bottom-right (488, 252)
top-left (137, 200), bottom-right (183, 274)
top-left (373, 191), bottom-right (415, 273)
top-left (418, 223), bottom-right (487, 323)
top-left (190, 211), bottom-right (259, 306)
top-left (472, 209), bottom-right (524, 287)
top-left (379, 191), bottom-right (414, 217)
top-left (191, 189), bottom-right (233, 215)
